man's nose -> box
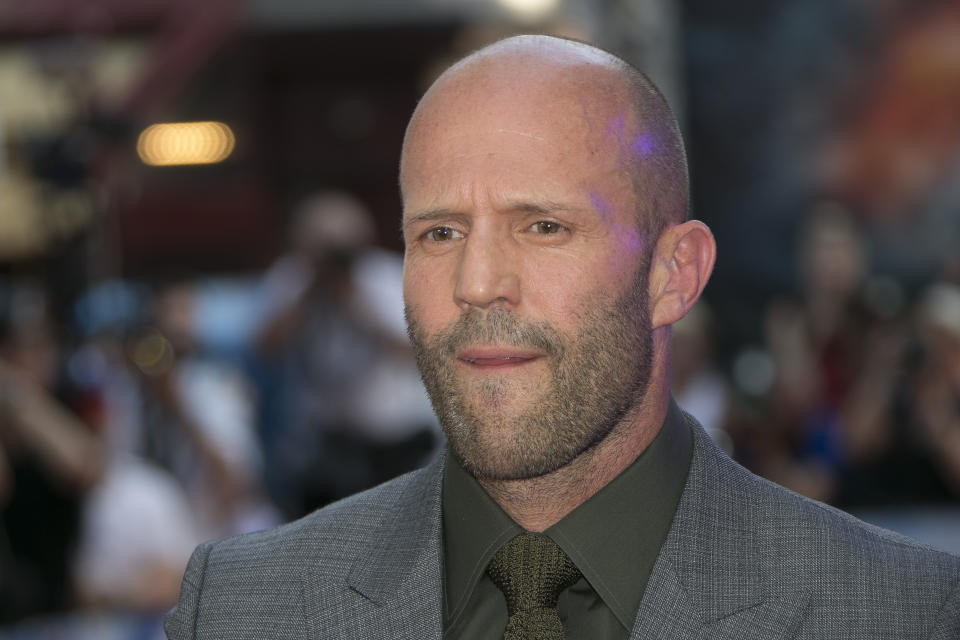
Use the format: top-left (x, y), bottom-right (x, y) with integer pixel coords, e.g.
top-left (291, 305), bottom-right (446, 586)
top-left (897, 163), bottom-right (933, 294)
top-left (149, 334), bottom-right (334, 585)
top-left (453, 231), bottom-right (520, 310)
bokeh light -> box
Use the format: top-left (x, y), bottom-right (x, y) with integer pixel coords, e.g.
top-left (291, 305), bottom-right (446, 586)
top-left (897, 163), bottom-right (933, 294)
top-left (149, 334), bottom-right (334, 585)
top-left (136, 121), bottom-right (235, 166)
top-left (495, 0), bottom-right (561, 23)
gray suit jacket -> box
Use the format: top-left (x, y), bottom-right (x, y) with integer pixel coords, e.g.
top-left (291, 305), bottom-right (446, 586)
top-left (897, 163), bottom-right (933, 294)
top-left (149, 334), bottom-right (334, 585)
top-left (165, 411), bottom-right (960, 639)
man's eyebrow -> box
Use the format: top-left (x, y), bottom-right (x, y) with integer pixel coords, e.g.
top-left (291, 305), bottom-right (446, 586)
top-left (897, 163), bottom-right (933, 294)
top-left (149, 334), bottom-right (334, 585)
top-left (506, 200), bottom-right (582, 215)
top-left (401, 208), bottom-right (466, 240)
top-left (403, 209), bottom-right (461, 226)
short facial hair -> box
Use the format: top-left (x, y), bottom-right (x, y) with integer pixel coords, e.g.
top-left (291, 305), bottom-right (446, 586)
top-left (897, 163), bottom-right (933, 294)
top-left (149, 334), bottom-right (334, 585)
top-left (406, 263), bottom-right (653, 481)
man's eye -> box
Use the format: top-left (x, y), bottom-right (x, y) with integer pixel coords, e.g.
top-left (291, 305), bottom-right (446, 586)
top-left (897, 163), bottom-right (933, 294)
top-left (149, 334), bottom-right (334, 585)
top-left (426, 227), bottom-right (460, 242)
top-left (530, 221), bottom-right (563, 234)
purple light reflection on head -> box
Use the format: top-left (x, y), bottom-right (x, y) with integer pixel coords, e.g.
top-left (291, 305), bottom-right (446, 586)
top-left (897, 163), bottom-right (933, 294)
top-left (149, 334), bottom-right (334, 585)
top-left (606, 114), bottom-right (626, 140)
top-left (624, 231), bottom-right (645, 254)
top-left (588, 191), bottom-right (614, 222)
top-left (587, 191), bottom-right (646, 255)
top-left (631, 133), bottom-right (656, 158)
top-left (604, 112), bottom-right (658, 159)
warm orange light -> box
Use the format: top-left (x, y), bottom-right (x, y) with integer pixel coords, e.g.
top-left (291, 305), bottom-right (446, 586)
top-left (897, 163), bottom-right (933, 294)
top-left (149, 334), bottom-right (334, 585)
top-left (136, 121), bottom-right (235, 166)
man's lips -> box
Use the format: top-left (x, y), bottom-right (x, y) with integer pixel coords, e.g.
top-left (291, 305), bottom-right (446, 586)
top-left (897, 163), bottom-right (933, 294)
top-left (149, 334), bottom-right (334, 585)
top-left (456, 348), bottom-right (544, 368)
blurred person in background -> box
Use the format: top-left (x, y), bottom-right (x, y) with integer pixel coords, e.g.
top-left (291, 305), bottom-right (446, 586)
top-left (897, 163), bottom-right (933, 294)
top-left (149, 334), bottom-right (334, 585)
top-left (911, 283), bottom-right (960, 495)
top-left (66, 282), bottom-right (202, 620)
top-left (914, 282), bottom-right (960, 492)
top-left (130, 280), bottom-right (279, 540)
top-left (255, 191), bottom-right (437, 518)
top-left (0, 274), bottom-right (275, 637)
top-left (839, 281), bottom-right (960, 506)
top-left (785, 0), bottom-right (960, 508)
top-left (759, 205), bottom-right (908, 503)
top-left (0, 279), bottom-right (203, 637)
top-left (0, 283), bottom-right (103, 623)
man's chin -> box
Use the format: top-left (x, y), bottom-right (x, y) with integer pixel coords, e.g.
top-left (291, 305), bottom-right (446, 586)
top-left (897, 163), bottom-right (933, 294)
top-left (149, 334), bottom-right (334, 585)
top-left (447, 429), bottom-right (583, 483)
top-left (455, 452), bottom-right (550, 482)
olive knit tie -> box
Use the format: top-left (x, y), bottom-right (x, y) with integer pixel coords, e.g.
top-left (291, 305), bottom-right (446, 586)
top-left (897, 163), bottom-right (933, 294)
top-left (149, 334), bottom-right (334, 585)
top-left (486, 533), bottom-right (582, 640)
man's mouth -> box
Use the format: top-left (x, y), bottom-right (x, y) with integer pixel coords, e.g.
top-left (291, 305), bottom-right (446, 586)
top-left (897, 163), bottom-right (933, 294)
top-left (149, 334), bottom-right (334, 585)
top-left (457, 348), bottom-right (543, 368)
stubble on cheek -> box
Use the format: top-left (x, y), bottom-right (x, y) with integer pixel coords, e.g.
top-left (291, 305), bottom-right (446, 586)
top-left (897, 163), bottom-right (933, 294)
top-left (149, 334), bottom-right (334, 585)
top-left (404, 306), bottom-right (569, 477)
top-left (405, 272), bottom-right (653, 483)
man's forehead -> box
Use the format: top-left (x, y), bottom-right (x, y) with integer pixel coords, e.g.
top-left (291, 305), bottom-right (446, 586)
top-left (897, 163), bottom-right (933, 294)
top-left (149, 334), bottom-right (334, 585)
top-left (400, 108), bottom-right (636, 199)
top-left (401, 90), bottom-right (648, 193)
top-left (402, 65), bottom-right (637, 171)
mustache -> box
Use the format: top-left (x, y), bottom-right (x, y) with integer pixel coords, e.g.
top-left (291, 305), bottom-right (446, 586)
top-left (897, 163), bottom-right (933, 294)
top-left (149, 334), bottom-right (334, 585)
top-left (407, 307), bottom-right (566, 360)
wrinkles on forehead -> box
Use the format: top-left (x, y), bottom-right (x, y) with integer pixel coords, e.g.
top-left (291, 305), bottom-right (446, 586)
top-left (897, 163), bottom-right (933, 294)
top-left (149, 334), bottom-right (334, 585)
top-left (405, 70), bottom-right (630, 171)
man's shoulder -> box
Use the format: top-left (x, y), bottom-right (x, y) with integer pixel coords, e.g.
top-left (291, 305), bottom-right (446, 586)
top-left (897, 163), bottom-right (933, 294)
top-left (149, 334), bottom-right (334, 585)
top-left (165, 461), bottom-right (445, 639)
top-left (752, 460), bottom-right (956, 570)
top-left (689, 423), bottom-right (960, 586)
top-left (667, 421), bottom-right (960, 634)
top-left (201, 461), bottom-right (440, 575)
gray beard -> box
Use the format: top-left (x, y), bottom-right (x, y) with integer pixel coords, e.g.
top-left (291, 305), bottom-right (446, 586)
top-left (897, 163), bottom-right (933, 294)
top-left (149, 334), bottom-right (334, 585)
top-left (406, 269), bottom-right (653, 481)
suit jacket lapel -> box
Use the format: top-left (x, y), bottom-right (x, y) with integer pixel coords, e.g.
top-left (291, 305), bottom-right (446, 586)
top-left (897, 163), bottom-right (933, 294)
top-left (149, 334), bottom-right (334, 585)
top-left (629, 557), bottom-right (809, 640)
top-left (302, 453), bottom-right (446, 640)
top-left (629, 405), bottom-right (809, 640)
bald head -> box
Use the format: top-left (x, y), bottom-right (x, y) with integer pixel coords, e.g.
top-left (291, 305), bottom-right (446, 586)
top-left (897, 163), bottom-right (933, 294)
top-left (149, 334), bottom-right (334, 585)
top-left (401, 35), bottom-right (688, 237)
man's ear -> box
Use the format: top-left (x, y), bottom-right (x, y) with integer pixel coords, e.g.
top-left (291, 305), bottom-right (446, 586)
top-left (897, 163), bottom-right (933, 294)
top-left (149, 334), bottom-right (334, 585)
top-left (647, 220), bottom-right (716, 330)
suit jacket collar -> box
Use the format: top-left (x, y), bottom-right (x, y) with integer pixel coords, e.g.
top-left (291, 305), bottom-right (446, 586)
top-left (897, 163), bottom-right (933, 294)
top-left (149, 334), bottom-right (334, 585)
top-left (303, 453), bottom-right (447, 640)
top-left (347, 453), bottom-right (445, 605)
top-left (628, 402), bottom-right (809, 639)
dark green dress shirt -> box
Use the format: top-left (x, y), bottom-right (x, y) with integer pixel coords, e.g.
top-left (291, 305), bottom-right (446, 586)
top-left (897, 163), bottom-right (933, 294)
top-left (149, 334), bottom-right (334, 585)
top-left (442, 401), bottom-right (693, 639)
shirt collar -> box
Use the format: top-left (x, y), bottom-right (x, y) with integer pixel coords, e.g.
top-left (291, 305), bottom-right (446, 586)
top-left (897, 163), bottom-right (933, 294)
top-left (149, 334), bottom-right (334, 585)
top-left (546, 400), bottom-right (692, 628)
top-left (442, 399), bottom-right (693, 630)
top-left (442, 450), bottom-right (522, 626)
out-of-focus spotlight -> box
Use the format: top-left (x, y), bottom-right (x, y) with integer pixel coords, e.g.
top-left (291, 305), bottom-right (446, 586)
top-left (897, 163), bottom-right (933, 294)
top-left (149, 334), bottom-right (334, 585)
top-left (136, 121), bottom-right (235, 166)
top-left (496, 0), bottom-right (560, 22)
top-left (128, 328), bottom-right (174, 377)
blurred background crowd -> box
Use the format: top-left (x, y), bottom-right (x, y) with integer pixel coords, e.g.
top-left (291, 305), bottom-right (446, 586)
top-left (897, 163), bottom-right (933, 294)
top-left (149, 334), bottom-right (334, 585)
top-left (1, 0), bottom-right (959, 637)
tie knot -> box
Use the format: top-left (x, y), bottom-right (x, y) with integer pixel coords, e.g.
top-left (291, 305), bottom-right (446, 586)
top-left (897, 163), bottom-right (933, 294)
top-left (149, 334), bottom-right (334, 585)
top-left (487, 533), bottom-right (581, 626)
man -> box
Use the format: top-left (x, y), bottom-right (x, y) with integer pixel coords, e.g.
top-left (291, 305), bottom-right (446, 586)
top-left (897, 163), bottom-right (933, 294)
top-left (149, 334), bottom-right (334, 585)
top-left (166, 35), bottom-right (960, 639)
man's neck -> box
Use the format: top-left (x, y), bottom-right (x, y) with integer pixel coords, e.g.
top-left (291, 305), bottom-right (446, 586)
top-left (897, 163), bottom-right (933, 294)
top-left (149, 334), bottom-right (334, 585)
top-left (477, 388), bottom-right (670, 532)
